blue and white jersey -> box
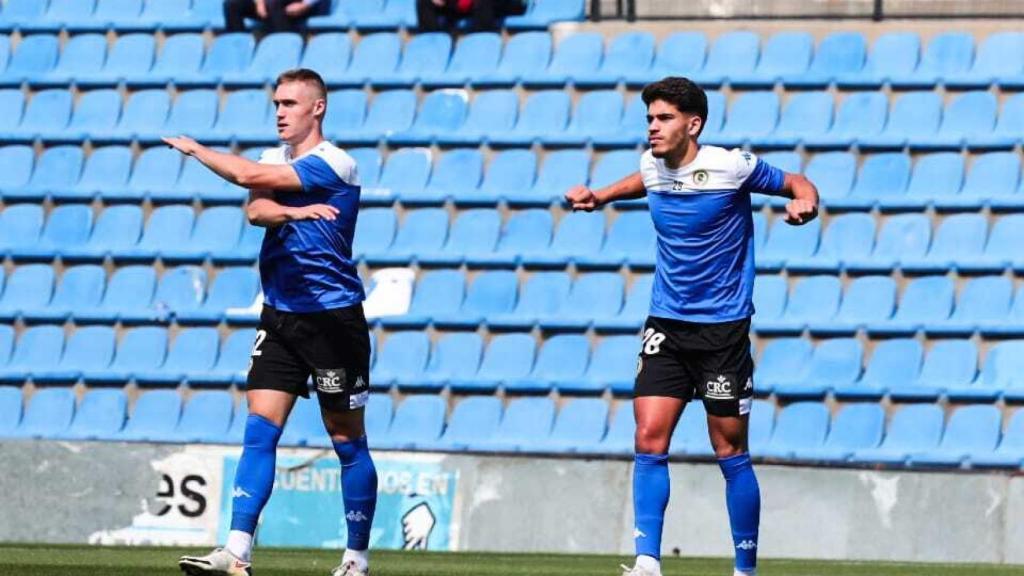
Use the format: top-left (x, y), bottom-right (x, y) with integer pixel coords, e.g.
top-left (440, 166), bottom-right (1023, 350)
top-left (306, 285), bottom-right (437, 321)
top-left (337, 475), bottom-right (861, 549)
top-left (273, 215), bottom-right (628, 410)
top-left (641, 145), bottom-right (784, 323)
top-left (257, 141), bottom-right (365, 313)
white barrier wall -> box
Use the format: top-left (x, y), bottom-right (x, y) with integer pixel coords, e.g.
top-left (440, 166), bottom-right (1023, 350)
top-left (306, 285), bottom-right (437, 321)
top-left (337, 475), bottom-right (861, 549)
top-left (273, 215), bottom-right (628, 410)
top-left (2, 440), bottom-right (1021, 564)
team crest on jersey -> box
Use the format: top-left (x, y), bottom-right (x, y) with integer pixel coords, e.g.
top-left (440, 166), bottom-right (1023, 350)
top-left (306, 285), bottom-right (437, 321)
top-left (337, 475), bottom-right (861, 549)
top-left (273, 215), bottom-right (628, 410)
top-left (314, 368), bottom-right (346, 394)
top-left (692, 169), bottom-right (709, 186)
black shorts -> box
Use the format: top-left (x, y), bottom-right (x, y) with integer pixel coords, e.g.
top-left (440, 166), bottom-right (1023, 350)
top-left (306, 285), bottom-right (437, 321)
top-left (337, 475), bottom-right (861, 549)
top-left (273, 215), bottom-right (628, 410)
top-left (247, 304), bottom-right (371, 413)
top-left (634, 315), bottom-right (754, 417)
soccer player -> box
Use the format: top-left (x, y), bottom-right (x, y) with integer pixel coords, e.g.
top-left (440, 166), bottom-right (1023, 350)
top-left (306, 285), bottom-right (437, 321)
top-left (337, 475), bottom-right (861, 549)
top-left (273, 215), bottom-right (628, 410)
top-left (168, 69), bottom-right (377, 576)
top-left (566, 77), bottom-right (819, 576)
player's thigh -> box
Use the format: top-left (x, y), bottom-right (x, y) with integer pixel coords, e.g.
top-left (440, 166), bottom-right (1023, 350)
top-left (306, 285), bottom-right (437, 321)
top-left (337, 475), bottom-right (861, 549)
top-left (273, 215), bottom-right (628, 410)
top-left (246, 314), bottom-right (314, 426)
top-left (246, 389), bottom-right (298, 428)
top-left (691, 328), bottom-right (755, 456)
top-left (707, 412), bottom-right (750, 458)
top-left (294, 305), bottom-right (373, 416)
top-left (635, 318), bottom-right (695, 452)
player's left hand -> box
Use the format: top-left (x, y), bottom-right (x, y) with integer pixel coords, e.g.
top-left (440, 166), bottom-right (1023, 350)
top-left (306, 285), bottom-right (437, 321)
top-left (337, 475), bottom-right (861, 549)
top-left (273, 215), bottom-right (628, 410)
top-left (163, 136), bottom-right (201, 157)
top-left (285, 2), bottom-right (311, 16)
top-left (784, 198), bottom-right (818, 225)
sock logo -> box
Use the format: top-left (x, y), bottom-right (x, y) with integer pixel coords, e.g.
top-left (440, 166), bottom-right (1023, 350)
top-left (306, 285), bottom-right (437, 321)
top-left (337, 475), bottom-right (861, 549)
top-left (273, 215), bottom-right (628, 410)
top-left (345, 510), bottom-right (369, 523)
top-left (633, 528), bottom-right (647, 539)
top-left (232, 487), bottom-right (252, 499)
top-left (736, 540), bottom-right (757, 550)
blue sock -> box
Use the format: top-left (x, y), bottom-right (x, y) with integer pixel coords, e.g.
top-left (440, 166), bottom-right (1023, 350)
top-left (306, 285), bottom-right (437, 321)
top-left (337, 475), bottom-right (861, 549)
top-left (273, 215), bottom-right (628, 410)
top-left (333, 436), bottom-right (378, 551)
top-left (633, 453), bottom-right (670, 561)
top-left (719, 453), bottom-right (760, 572)
top-left (229, 414), bottom-right (282, 534)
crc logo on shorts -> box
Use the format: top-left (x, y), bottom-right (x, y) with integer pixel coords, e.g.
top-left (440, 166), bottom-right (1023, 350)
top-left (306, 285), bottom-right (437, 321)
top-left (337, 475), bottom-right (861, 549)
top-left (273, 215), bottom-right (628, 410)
top-left (314, 368), bottom-right (346, 394)
top-left (704, 374), bottom-right (734, 400)
top-left (692, 169), bottom-right (709, 186)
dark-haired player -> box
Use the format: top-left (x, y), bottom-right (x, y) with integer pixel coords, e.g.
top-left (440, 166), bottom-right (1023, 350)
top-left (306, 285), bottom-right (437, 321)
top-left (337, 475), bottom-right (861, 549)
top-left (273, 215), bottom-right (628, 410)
top-left (566, 77), bottom-right (819, 576)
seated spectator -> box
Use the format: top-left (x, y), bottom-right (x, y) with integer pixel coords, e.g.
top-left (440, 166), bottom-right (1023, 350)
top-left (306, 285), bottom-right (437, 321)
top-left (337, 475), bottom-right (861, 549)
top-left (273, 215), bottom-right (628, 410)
top-left (418, 0), bottom-right (526, 33)
top-left (224, 0), bottom-right (330, 32)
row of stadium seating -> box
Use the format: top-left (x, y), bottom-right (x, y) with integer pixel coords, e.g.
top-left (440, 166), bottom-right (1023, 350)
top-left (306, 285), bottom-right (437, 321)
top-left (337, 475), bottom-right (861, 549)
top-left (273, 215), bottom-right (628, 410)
top-left (2, 386), bottom-right (1022, 469)
top-left (5, 85), bottom-right (1023, 152)
top-left (1, 28), bottom-right (1021, 90)
top-left (0, 0), bottom-right (582, 33)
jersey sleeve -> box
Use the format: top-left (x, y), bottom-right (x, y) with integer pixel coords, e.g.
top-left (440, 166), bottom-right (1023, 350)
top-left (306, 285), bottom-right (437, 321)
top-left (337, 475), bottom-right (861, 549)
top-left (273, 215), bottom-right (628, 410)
top-left (640, 149), bottom-right (660, 190)
top-left (292, 154), bottom-right (347, 194)
top-left (733, 149), bottom-right (785, 194)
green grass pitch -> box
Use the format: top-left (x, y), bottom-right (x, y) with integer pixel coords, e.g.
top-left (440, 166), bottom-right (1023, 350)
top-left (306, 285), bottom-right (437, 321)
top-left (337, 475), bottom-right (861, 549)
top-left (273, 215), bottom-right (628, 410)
top-left (1, 545), bottom-right (1020, 576)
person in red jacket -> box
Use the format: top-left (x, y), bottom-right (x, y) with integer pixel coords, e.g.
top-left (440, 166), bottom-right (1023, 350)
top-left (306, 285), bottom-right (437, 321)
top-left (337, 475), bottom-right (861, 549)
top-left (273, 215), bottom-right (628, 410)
top-left (417, 0), bottom-right (525, 33)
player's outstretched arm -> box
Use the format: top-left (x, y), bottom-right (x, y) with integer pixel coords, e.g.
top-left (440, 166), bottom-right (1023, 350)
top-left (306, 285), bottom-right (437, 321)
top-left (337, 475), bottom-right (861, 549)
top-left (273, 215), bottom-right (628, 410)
top-left (246, 189), bottom-right (338, 227)
top-left (778, 172), bottom-right (819, 226)
top-left (163, 135), bottom-right (305, 192)
top-left (564, 171), bottom-right (646, 211)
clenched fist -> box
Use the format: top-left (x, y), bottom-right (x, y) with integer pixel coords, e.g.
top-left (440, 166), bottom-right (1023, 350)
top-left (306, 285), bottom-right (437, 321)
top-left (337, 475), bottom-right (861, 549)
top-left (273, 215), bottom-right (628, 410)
top-left (565, 185), bottom-right (600, 212)
top-left (784, 198), bottom-right (818, 225)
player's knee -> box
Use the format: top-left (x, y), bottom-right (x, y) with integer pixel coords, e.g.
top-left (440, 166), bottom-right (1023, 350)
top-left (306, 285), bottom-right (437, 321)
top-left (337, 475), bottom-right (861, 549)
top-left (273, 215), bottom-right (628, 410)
top-left (634, 424), bottom-right (671, 455)
top-left (712, 442), bottom-right (747, 460)
top-left (322, 411), bottom-right (365, 442)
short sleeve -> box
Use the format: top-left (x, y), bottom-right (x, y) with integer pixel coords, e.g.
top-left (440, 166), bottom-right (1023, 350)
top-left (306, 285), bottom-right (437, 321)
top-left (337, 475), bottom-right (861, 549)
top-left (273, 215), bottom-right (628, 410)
top-left (640, 149), bottom-right (659, 190)
top-left (733, 149), bottom-right (784, 194)
top-left (292, 155), bottom-right (344, 193)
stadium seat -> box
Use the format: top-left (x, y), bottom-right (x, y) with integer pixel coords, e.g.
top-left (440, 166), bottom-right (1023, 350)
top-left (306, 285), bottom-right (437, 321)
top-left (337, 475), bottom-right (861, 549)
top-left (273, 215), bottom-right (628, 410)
top-left (431, 396), bottom-right (502, 451)
top-left (0, 386), bottom-right (19, 437)
top-left (760, 402), bottom-right (830, 459)
top-left (900, 213), bottom-right (984, 273)
top-left (580, 401), bottom-right (633, 455)
top-left (575, 31), bottom-right (655, 88)
top-left (731, 31), bottom-right (812, 89)
top-left (87, 90), bottom-right (168, 145)
top-left (192, 90), bottom-right (275, 146)
top-left (160, 206), bottom-right (244, 264)
top-left (0, 34), bottom-right (58, 87)
top-left (787, 213), bottom-right (874, 273)
top-left (809, 276), bottom-right (895, 336)
top-left (0, 143), bottom-right (33, 198)
top-left (560, 336), bottom-right (639, 395)
top-left (474, 31), bottom-right (551, 88)
top-left (125, 33), bottom-right (203, 88)
top-left (747, 399), bottom-right (776, 455)
top-left (891, 31), bottom-right (974, 89)
top-left (224, 396), bottom-right (250, 444)
top-left (971, 409), bottom-right (1024, 469)
top-left (792, 403), bottom-right (884, 462)
top-left (0, 325), bottom-right (12, 366)
top-left (75, 0), bottom-right (143, 32)
top-left (532, 398), bottom-right (609, 453)
top-left (909, 405), bottom-right (1001, 468)
top-left (176, 32), bottom-right (254, 87)
top-left (844, 214), bottom-right (930, 273)
top-left (123, 265), bottom-right (207, 323)
top-left (82, 326), bottom-right (166, 385)
top-left (520, 211), bottom-right (605, 268)
top-left (836, 32), bottom-right (919, 89)
top-left (134, 327), bottom-right (218, 387)
top-left (0, 204), bottom-right (44, 259)
top-left (175, 267), bottom-right (259, 325)
top-left (538, 273), bottom-right (624, 332)
top-left (505, 334), bottom-right (590, 394)
top-left (418, 209), bottom-right (500, 266)
top-left (450, 333), bottom-right (535, 394)
top-left (867, 276), bottom-right (954, 336)
top-left (488, 90), bottom-right (569, 147)
top-left (911, 92), bottom-right (996, 151)
top-left (378, 270), bottom-right (464, 330)
top-left (30, 33), bottom-right (106, 87)
top-left (433, 271), bottom-right (518, 330)
top-left (62, 388), bottom-right (127, 441)
top-left (505, 150), bottom-right (589, 207)
top-left (982, 282), bottom-right (1024, 337)
top-left (435, 90), bottom-right (518, 147)
top-left (413, 332), bottom-right (483, 392)
top-left (9, 388), bottom-right (75, 439)
top-left (10, 204), bottom-right (92, 262)
top-left (4, 145), bottom-right (82, 202)
top-left (827, 153), bottom-right (912, 211)
top-left (136, 89), bottom-right (218, 145)
top-left (590, 93), bottom-right (647, 148)
top-left (0, 325), bottom-right (63, 383)
top-left (373, 32), bottom-right (451, 88)
top-left (505, 0), bottom-right (585, 29)
top-left (753, 91), bottom-right (833, 149)
top-left (969, 94), bottom-right (1024, 152)
top-left (354, 0), bottom-right (417, 30)
top-left (850, 404), bottom-right (943, 466)
top-left (785, 31), bottom-right (866, 88)
top-left (341, 89), bottom-right (416, 146)
top-left (750, 275), bottom-right (787, 328)
top-left (488, 272), bottom-right (570, 331)
top-left (213, 221), bottom-right (263, 265)
top-left (0, 88), bottom-right (71, 144)
top-left (60, 204), bottom-right (141, 262)
top-left (222, 32), bottom-right (302, 88)
top-left (336, 33), bottom-right (402, 87)
top-left (668, 401), bottom-right (713, 457)
top-left (801, 152), bottom-right (856, 203)
top-left (361, 394), bottom-right (393, 446)
top-left (958, 340), bottom-right (1024, 402)
top-left (835, 339), bottom-right (922, 400)
top-left (705, 91), bottom-right (779, 149)
top-left (880, 153), bottom-right (964, 211)
top-left (804, 93), bottom-right (887, 150)
top-left (465, 209), bottom-right (552, 267)
top-left (756, 216), bottom-right (821, 272)
top-left (369, 331), bottom-right (430, 389)
top-left (858, 92), bottom-right (942, 151)
top-left (541, 90), bottom-right (623, 147)
top-left (53, 146), bottom-right (130, 201)
top-left (575, 212), bottom-right (656, 270)
top-left (23, 0), bottom-right (97, 33)
top-left (118, 390), bottom-right (182, 442)
top-left (32, 326), bottom-right (115, 385)
top-left (624, 31), bottom-right (706, 87)
top-left (357, 147), bottom-right (412, 206)
top-left (890, 340), bottom-right (976, 401)
top-left (522, 32), bottom-right (603, 88)
top-left (595, 274), bottom-right (652, 333)
top-left (773, 338), bottom-right (862, 399)
top-left (352, 207), bottom-right (396, 261)
top-left (948, 31), bottom-right (1024, 89)
top-left (0, 0), bottom-right (47, 32)
top-left (70, 266), bottom-right (152, 324)
top-left (938, 153), bottom-right (1020, 212)
top-left (0, 265), bottom-right (54, 322)
top-left (299, 33), bottom-right (352, 88)
top-left (388, 89), bottom-right (468, 147)
top-left (38, 88), bottom-right (121, 143)
top-left (753, 338), bottom-right (812, 395)
top-left (691, 31), bottom-right (759, 87)
top-left (189, 329), bottom-right (255, 387)
top-left (587, 150), bottom-right (643, 208)
top-left (169, 390), bottom-right (235, 443)
top-left (420, 32), bottom-right (500, 88)
top-left (364, 208), bottom-right (447, 265)
top-left (21, 265), bottom-right (105, 323)
top-left (111, 204), bottom-right (194, 262)
top-left (378, 394), bottom-right (446, 450)
top-left (467, 397), bottom-right (555, 452)
top-left (456, 149), bottom-right (536, 207)
top-left (926, 276), bottom-right (1012, 337)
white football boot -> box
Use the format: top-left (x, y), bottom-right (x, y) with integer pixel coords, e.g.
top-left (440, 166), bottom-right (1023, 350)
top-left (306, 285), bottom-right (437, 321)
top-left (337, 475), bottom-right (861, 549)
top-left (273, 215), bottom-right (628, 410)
top-left (178, 548), bottom-right (252, 576)
top-left (330, 560), bottom-right (369, 576)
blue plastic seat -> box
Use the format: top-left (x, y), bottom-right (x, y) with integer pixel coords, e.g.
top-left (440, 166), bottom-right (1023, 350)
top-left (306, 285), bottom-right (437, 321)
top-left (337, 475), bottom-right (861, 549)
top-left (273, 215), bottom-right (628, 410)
top-left (351, 207), bottom-right (396, 261)
top-left (418, 209), bottom-right (500, 266)
top-left (541, 90), bottom-right (623, 148)
top-left (176, 32), bottom-right (254, 87)
top-left (588, 150), bottom-right (642, 206)
top-left (415, 149), bottom-right (482, 206)
top-left (0, 325), bottom-right (63, 383)
top-left (71, 265), bottom-right (153, 324)
top-left (378, 394), bottom-right (446, 450)
top-left (689, 31), bottom-right (758, 87)
top-left (170, 391), bottom-right (234, 443)
top-left (411, 332), bottom-right (483, 392)
top-left (224, 395), bottom-right (250, 444)
top-left (774, 338), bottom-right (862, 399)
top-left (82, 326), bottom-right (166, 384)
top-left (278, 397), bottom-right (325, 447)
top-left (630, 32), bottom-right (707, 87)
top-left (890, 340), bottom-right (976, 401)
top-left (947, 32), bottom-right (1024, 89)
top-left (33, 325), bottom-right (116, 385)
top-left (0, 34), bottom-right (58, 86)
top-left (533, 398), bottom-right (609, 453)
top-left (10, 204), bottom-right (92, 262)
top-left (222, 32), bottom-right (302, 87)
top-left (363, 208), bottom-right (447, 266)
top-left (88, 90), bottom-right (168, 145)
top-left (126, 33), bottom-right (204, 87)
top-left (561, 336), bottom-right (638, 395)
top-left (117, 390), bottom-right (182, 442)
top-left (900, 213), bottom-right (985, 274)
top-left (891, 31), bottom-right (974, 89)
top-left (804, 93), bottom-right (887, 150)
top-left (575, 31), bottom-right (655, 88)
top-left (932, 276), bottom-right (1013, 339)
top-left (755, 216), bottom-right (821, 272)
top-left (705, 91), bottom-right (779, 149)
top-left (913, 92), bottom-right (996, 151)
top-left (436, 90), bottom-right (518, 147)
top-left (910, 405), bottom-right (1001, 468)
top-left (189, 329), bottom-right (255, 387)
top-left (372, 32), bottom-right (450, 88)
top-left (30, 33), bottom-right (107, 87)
top-left (785, 31), bottom-right (866, 89)
top-left (161, 206), bottom-right (243, 264)
top-left (0, 204), bottom-right (44, 258)
top-left (0, 144), bottom-right (32, 199)
top-left (298, 33), bottom-right (351, 87)
top-left (129, 265), bottom-right (207, 323)
top-left (521, 32), bottom-right (603, 88)
top-left (9, 388), bottom-right (75, 439)
top-left (595, 274), bottom-right (652, 333)
top-left (519, 211), bottom-right (604, 268)
top-left (867, 276), bottom-right (954, 337)
top-left (753, 91), bottom-right (833, 149)
top-left (835, 339), bottom-right (922, 400)
top-left (844, 214), bottom-right (930, 274)
top-left (0, 327), bottom-right (13, 370)
top-left (474, 31), bottom-right (551, 88)
top-left (575, 212), bottom-right (656, 270)
top-left (134, 327), bottom-right (218, 387)
top-left (964, 340), bottom-right (1024, 402)
top-left (968, 94), bottom-right (1024, 152)
top-left (467, 397), bottom-right (556, 452)
top-left (760, 402), bottom-right (830, 460)
top-left (350, 0), bottom-right (417, 31)
top-left (465, 209), bottom-right (552, 268)
top-left (850, 404), bottom-right (943, 466)
top-left (360, 148), bottom-right (427, 206)
top-left (4, 145), bottom-right (82, 202)
top-left (76, 0), bottom-right (144, 32)
top-left (23, 0), bottom-right (97, 33)
top-left (0, 88), bottom-right (71, 144)
top-left (801, 152), bottom-right (856, 203)
top-left (433, 271), bottom-right (518, 330)
top-left (731, 32), bottom-right (812, 89)
top-left (750, 275), bottom-right (787, 328)
top-left (488, 90), bottom-right (569, 147)
top-left (667, 401), bottom-right (714, 457)
top-left (752, 338), bottom-right (811, 395)
top-left (0, 0), bottom-right (47, 32)
top-left (505, 0), bottom-right (585, 30)
top-left (793, 403), bottom-right (884, 462)
top-left (809, 276), bottom-right (895, 336)
top-left (192, 89), bottom-right (274, 145)
top-left (837, 32), bottom-right (919, 89)
top-left (368, 331), bottom-right (429, 389)
top-left (176, 267), bottom-right (259, 325)
top-left (505, 150), bottom-right (588, 207)
top-left (504, 334), bottom-right (588, 393)
top-left (578, 400), bottom-right (631, 454)
top-left (859, 92), bottom-right (942, 152)
top-left (756, 276), bottom-right (840, 336)
top-left (538, 273), bottom-right (624, 332)
top-left (388, 89), bottom-right (468, 147)
top-left (431, 396), bottom-right (501, 451)
top-left (52, 146), bottom-right (128, 202)
top-left (450, 333), bottom-right (535, 394)
top-left (63, 388), bottom-right (127, 441)
top-left (334, 33), bottom-right (401, 87)
top-left (828, 153), bottom-right (912, 211)
top-left (378, 269), bottom-right (464, 330)
top-left (341, 89), bottom-right (415, 146)
top-left (971, 409), bottom-right (1024, 469)
top-left (488, 272), bottom-right (570, 331)
top-left (0, 265), bottom-right (54, 322)
top-left (61, 204), bottom-right (141, 262)
top-left (111, 204), bottom-right (194, 263)
top-left (747, 399), bottom-right (776, 455)
top-left (938, 153), bottom-right (1020, 212)
top-left (21, 265), bottom-right (105, 323)
top-left (787, 213), bottom-right (874, 273)
top-left (879, 153), bottom-right (964, 211)
top-left (421, 32), bottom-right (502, 88)
top-left (459, 149), bottom-right (536, 207)
top-left (136, 89), bottom-right (218, 145)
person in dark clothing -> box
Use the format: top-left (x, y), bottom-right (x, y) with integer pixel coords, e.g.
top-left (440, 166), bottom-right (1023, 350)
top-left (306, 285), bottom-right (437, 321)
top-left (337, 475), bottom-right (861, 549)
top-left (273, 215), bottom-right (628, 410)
top-left (224, 0), bottom-right (330, 33)
top-left (417, 0), bottom-right (526, 33)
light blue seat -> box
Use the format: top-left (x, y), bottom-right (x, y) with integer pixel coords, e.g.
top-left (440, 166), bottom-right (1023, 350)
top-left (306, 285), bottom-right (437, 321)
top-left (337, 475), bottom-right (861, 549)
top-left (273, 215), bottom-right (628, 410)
top-left (134, 327), bottom-right (219, 387)
top-left (465, 209), bottom-right (552, 268)
top-left (118, 390), bottom-right (182, 442)
top-left (809, 276), bottom-right (895, 336)
top-left (359, 394), bottom-right (392, 448)
top-left (669, 401), bottom-right (714, 457)
top-left (176, 32), bottom-right (254, 87)
top-left (793, 403), bottom-right (884, 462)
top-left (753, 91), bottom-right (833, 149)
top-left (474, 31), bottom-right (551, 88)
top-left (418, 209), bottom-right (500, 266)
top-left (522, 32), bottom-right (603, 88)
top-left (378, 270), bottom-right (463, 330)
top-left (111, 204), bottom-right (194, 263)
top-left (858, 92), bottom-right (942, 152)
top-left (505, 150), bottom-right (589, 208)
top-left (160, 206), bottom-right (243, 264)
top-left (519, 211), bottom-right (604, 268)
top-left (224, 396), bottom-right (250, 444)
top-left (788, 213), bottom-right (875, 273)
top-left (10, 203), bottom-right (92, 261)
top-left (971, 409), bottom-right (1024, 469)
top-left (363, 148), bottom-right (429, 206)
top-left (352, 0), bottom-right (417, 30)
top-left (0, 325), bottom-right (64, 383)
top-left (189, 329), bottom-right (255, 387)
top-left (5, 145), bottom-right (82, 202)
top-left (336, 33), bottom-right (401, 87)
top-left (0, 204), bottom-right (44, 258)
top-left (0, 386), bottom-right (19, 437)
top-left (867, 276), bottom-right (954, 337)
top-left (436, 90), bottom-right (518, 147)
top-left (0, 34), bottom-right (58, 87)
top-left (413, 149), bottom-right (483, 206)
top-left (705, 91), bottom-right (779, 149)
top-left (125, 33), bottom-right (203, 87)
top-left (76, 0), bottom-right (144, 32)
top-left (176, 267), bottom-right (259, 325)
top-left (351, 207), bottom-right (396, 261)
top-left (880, 153), bottom-right (964, 211)
top-left (967, 215), bottom-right (1024, 277)
top-left (913, 91), bottom-right (996, 151)
top-left (929, 276), bottom-right (1012, 339)
top-left (595, 274), bottom-right (652, 333)
top-left (466, 397), bottom-right (556, 452)
top-left (837, 32), bottom-right (920, 89)
top-left (949, 32), bottom-right (1024, 90)
top-left (582, 401), bottom-right (633, 455)
top-left (123, 265), bottom-right (206, 323)
top-left (222, 32), bottom-right (302, 87)
top-left (89, 90), bottom-right (168, 144)
top-left (363, 208), bottom-right (447, 266)
top-left (850, 404), bottom-right (943, 466)
top-left (212, 221), bottom-right (263, 266)
top-left (588, 150), bottom-right (643, 209)
top-left (747, 399), bottom-right (776, 456)
top-left (591, 93), bottom-right (647, 148)
top-left (33, 325), bottom-right (115, 384)
top-left (72, 265), bottom-right (154, 324)
top-left (413, 333), bottom-right (483, 392)
top-left (21, 265), bottom-right (105, 323)
top-left (489, 90), bottom-right (569, 147)
top-left (0, 88), bottom-right (71, 144)
top-left (0, 0), bottom-right (47, 32)
top-left (170, 391), bottom-right (235, 443)
top-left (576, 212), bottom-right (656, 270)
top-left (53, 146), bottom-right (131, 202)
top-left (760, 402), bottom-right (830, 460)
top-left (755, 216), bottom-right (821, 272)
top-left (785, 31), bottom-right (866, 88)
top-left (342, 89), bottom-right (416, 146)
top-left (891, 31), bottom-right (974, 89)
top-left (900, 213), bottom-right (985, 274)
top-left (893, 340), bottom-right (976, 401)
top-left (971, 94), bottom-right (1024, 152)
top-left (433, 271), bottom-right (518, 330)
top-left (61, 204), bottom-right (142, 262)
top-left (827, 153), bottom-right (912, 211)
top-left (23, 0), bottom-right (97, 33)
top-left (835, 339), bottom-right (922, 400)
top-left (458, 149), bottom-right (536, 207)
top-left (421, 32), bottom-right (500, 88)
top-left (804, 93), bottom-right (887, 150)
top-left (575, 31), bottom-right (655, 88)
top-left (803, 152), bottom-right (856, 203)
top-left (0, 326), bottom-right (12, 368)
top-left (939, 153), bottom-right (1021, 213)
top-left (541, 90), bottom-right (623, 147)
top-left (30, 33), bottom-right (107, 87)
top-left (388, 89), bottom-right (468, 147)
top-left (0, 265), bottom-right (54, 322)
top-left (63, 388), bottom-right (127, 441)
top-left (690, 31), bottom-right (759, 88)
top-left (81, 326), bottom-right (166, 384)
top-left (774, 338), bottom-right (862, 399)
top-left (505, 0), bottom-right (585, 30)
top-left (538, 273), bottom-right (624, 332)
top-left (752, 338), bottom-right (811, 395)
top-left (372, 32), bottom-right (451, 88)
top-left (845, 214), bottom-right (930, 274)
top-left (756, 276), bottom-right (840, 336)
top-left (450, 333), bottom-right (535, 394)
top-left (561, 336), bottom-right (638, 396)
top-left (488, 272), bottom-right (570, 331)
top-left (9, 388), bottom-right (75, 439)
top-left (193, 89), bottom-right (275, 145)
top-left (731, 32), bottom-right (812, 89)
top-left (625, 31), bottom-right (707, 87)
top-left (0, 143), bottom-right (32, 198)
top-left (532, 398), bottom-right (609, 453)
top-left (377, 395), bottom-right (446, 450)
top-left (965, 340), bottom-right (1024, 402)
top-left (369, 331), bottom-right (429, 389)
top-left (750, 275), bottom-right (788, 328)
top-left (431, 396), bottom-right (502, 451)
top-left (136, 89), bottom-right (218, 145)
top-left (910, 405), bottom-right (1001, 468)
top-left (299, 33), bottom-right (351, 87)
